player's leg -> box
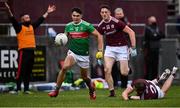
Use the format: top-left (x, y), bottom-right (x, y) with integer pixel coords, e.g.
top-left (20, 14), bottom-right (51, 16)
top-left (158, 69), bottom-right (171, 82)
top-left (161, 67), bottom-right (178, 94)
top-left (119, 60), bottom-right (129, 76)
top-left (119, 60), bottom-right (129, 89)
top-left (80, 68), bottom-right (96, 100)
top-left (117, 46), bottom-right (129, 88)
top-left (80, 68), bottom-right (92, 90)
top-left (120, 72), bottom-right (128, 88)
top-left (104, 56), bottom-right (115, 97)
top-left (16, 74), bottom-right (22, 93)
top-left (152, 68), bottom-right (171, 84)
top-left (48, 54), bottom-right (75, 97)
top-left (23, 50), bottom-right (34, 94)
top-left (16, 50), bottom-right (25, 93)
top-left (56, 55), bottom-right (75, 86)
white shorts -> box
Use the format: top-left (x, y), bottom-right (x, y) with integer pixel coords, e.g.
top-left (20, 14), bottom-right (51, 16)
top-left (67, 50), bottom-right (89, 68)
top-left (151, 81), bottom-right (165, 99)
top-left (104, 46), bottom-right (129, 61)
top-left (155, 84), bottom-right (165, 99)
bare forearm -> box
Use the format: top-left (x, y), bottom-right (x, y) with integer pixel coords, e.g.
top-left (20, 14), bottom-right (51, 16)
top-left (43, 12), bottom-right (49, 18)
top-left (43, 5), bottom-right (56, 18)
top-left (97, 35), bottom-right (103, 51)
top-left (123, 26), bottom-right (136, 47)
top-left (129, 31), bottom-right (136, 47)
top-left (122, 86), bottom-right (134, 101)
top-left (122, 92), bottom-right (129, 100)
top-left (92, 29), bottom-right (103, 51)
top-left (129, 96), bottom-right (140, 100)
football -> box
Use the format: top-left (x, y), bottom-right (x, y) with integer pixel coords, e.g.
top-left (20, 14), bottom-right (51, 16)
top-left (54, 33), bottom-right (68, 46)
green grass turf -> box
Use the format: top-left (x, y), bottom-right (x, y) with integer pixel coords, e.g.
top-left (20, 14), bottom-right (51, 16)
top-left (0, 86), bottom-right (180, 107)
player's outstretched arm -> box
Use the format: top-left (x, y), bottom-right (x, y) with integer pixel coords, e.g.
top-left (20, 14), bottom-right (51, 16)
top-left (4, 2), bottom-right (13, 17)
top-left (129, 96), bottom-right (140, 100)
top-left (33, 5), bottom-right (56, 29)
top-left (4, 2), bottom-right (21, 33)
top-left (43, 5), bottom-right (56, 18)
top-left (122, 86), bottom-right (134, 100)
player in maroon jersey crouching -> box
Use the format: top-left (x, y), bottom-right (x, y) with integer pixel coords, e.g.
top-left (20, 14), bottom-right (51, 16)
top-left (122, 67), bottom-right (178, 100)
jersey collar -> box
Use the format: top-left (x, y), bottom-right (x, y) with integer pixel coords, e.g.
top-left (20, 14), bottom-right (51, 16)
top-left (73, 20), bottom-right (83, 26)
top-left (103, 16), bottom-right (112, 23)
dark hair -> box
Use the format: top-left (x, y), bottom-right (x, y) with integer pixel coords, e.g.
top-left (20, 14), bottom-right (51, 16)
top-left (20, 13), bottom-right (29, 18)
top-left (134, 79), bottom-right (146, 92)
top-left (100, 4), bottom-right (111, 11)
top-left (71, 7), bottom-right (82, 14)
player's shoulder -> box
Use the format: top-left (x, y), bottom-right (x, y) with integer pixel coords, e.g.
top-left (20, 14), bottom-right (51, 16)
top-left (81, 20), bottom-right (91, 26)
top-left (98, 20), bottom-right (104, 27)
top-left (111, 17), bottom-right (126, 26)
top-left (66, 22), bottom-right (73, 26)
top-left (111, 17), bottom-right (119, 23)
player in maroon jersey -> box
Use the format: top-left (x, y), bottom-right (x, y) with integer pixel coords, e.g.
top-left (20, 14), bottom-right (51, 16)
top-left (114, 7), bottom-right (132, 89)
top-left (122, 67), bottom-right (178, 100)
top-left (97, 5), bottom-right (137, 97)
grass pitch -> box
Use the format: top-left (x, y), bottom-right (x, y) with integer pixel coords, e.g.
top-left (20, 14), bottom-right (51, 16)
top-left (0, 86), bottom-right (180, 107)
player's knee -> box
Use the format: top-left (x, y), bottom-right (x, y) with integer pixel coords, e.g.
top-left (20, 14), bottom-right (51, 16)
top-left (104, 67), bottom-right (111, 74)
top-left (104, 67), bottom-right (107, 72)
top-left (105, 71), bottom-right (112, 77)
top-left (122, 73), bottom-right (128, 76)
top-left (121, 68), bottom-right (129, 76)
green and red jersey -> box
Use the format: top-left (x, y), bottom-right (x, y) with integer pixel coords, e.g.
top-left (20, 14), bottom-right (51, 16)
top-left (65, 20), bottom-right (95, 55)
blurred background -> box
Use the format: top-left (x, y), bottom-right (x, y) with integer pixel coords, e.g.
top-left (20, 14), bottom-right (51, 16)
top-left (0, 0), bottom-right (179, 85)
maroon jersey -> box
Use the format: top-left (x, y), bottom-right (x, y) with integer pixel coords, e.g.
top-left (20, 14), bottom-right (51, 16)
top-left (97, 16), bottom-right (128, 46)
top-left (131, 79), bottom-right (158, 100)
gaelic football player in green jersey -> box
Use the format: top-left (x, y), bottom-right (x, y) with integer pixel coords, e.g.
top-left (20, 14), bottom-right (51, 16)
top-left (48, 7), bottom-right (103, 100)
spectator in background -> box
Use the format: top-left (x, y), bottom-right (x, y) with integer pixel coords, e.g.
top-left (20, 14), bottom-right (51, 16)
top-left (114, 7), bottom-right (132, 88)
top-left (114, 8), bottom-right (131, 26)
top-left (98, 5), bottom-right (137, 97)
top-left (5, 2), bottom-right (56, 94)
top-left (143, 16), bottom-right (165, 80)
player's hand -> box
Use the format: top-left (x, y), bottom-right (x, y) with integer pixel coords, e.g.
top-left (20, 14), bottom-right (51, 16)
top-left (47, 5), bottom-right (56, 13)
top-left (130, 47), bottom-right (137, 57)
top-left (96, 51), bottom-right (103, 59)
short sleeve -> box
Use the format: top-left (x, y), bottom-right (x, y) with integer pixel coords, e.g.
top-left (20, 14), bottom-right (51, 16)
top-left (97, 26), bottom-right (103, 35)
top-left (117, 20), bottom-right (126, 30)
top-left (64, 25), bottom-right (68, 33)
top-left (87, 23), bottom-right (95, 33)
